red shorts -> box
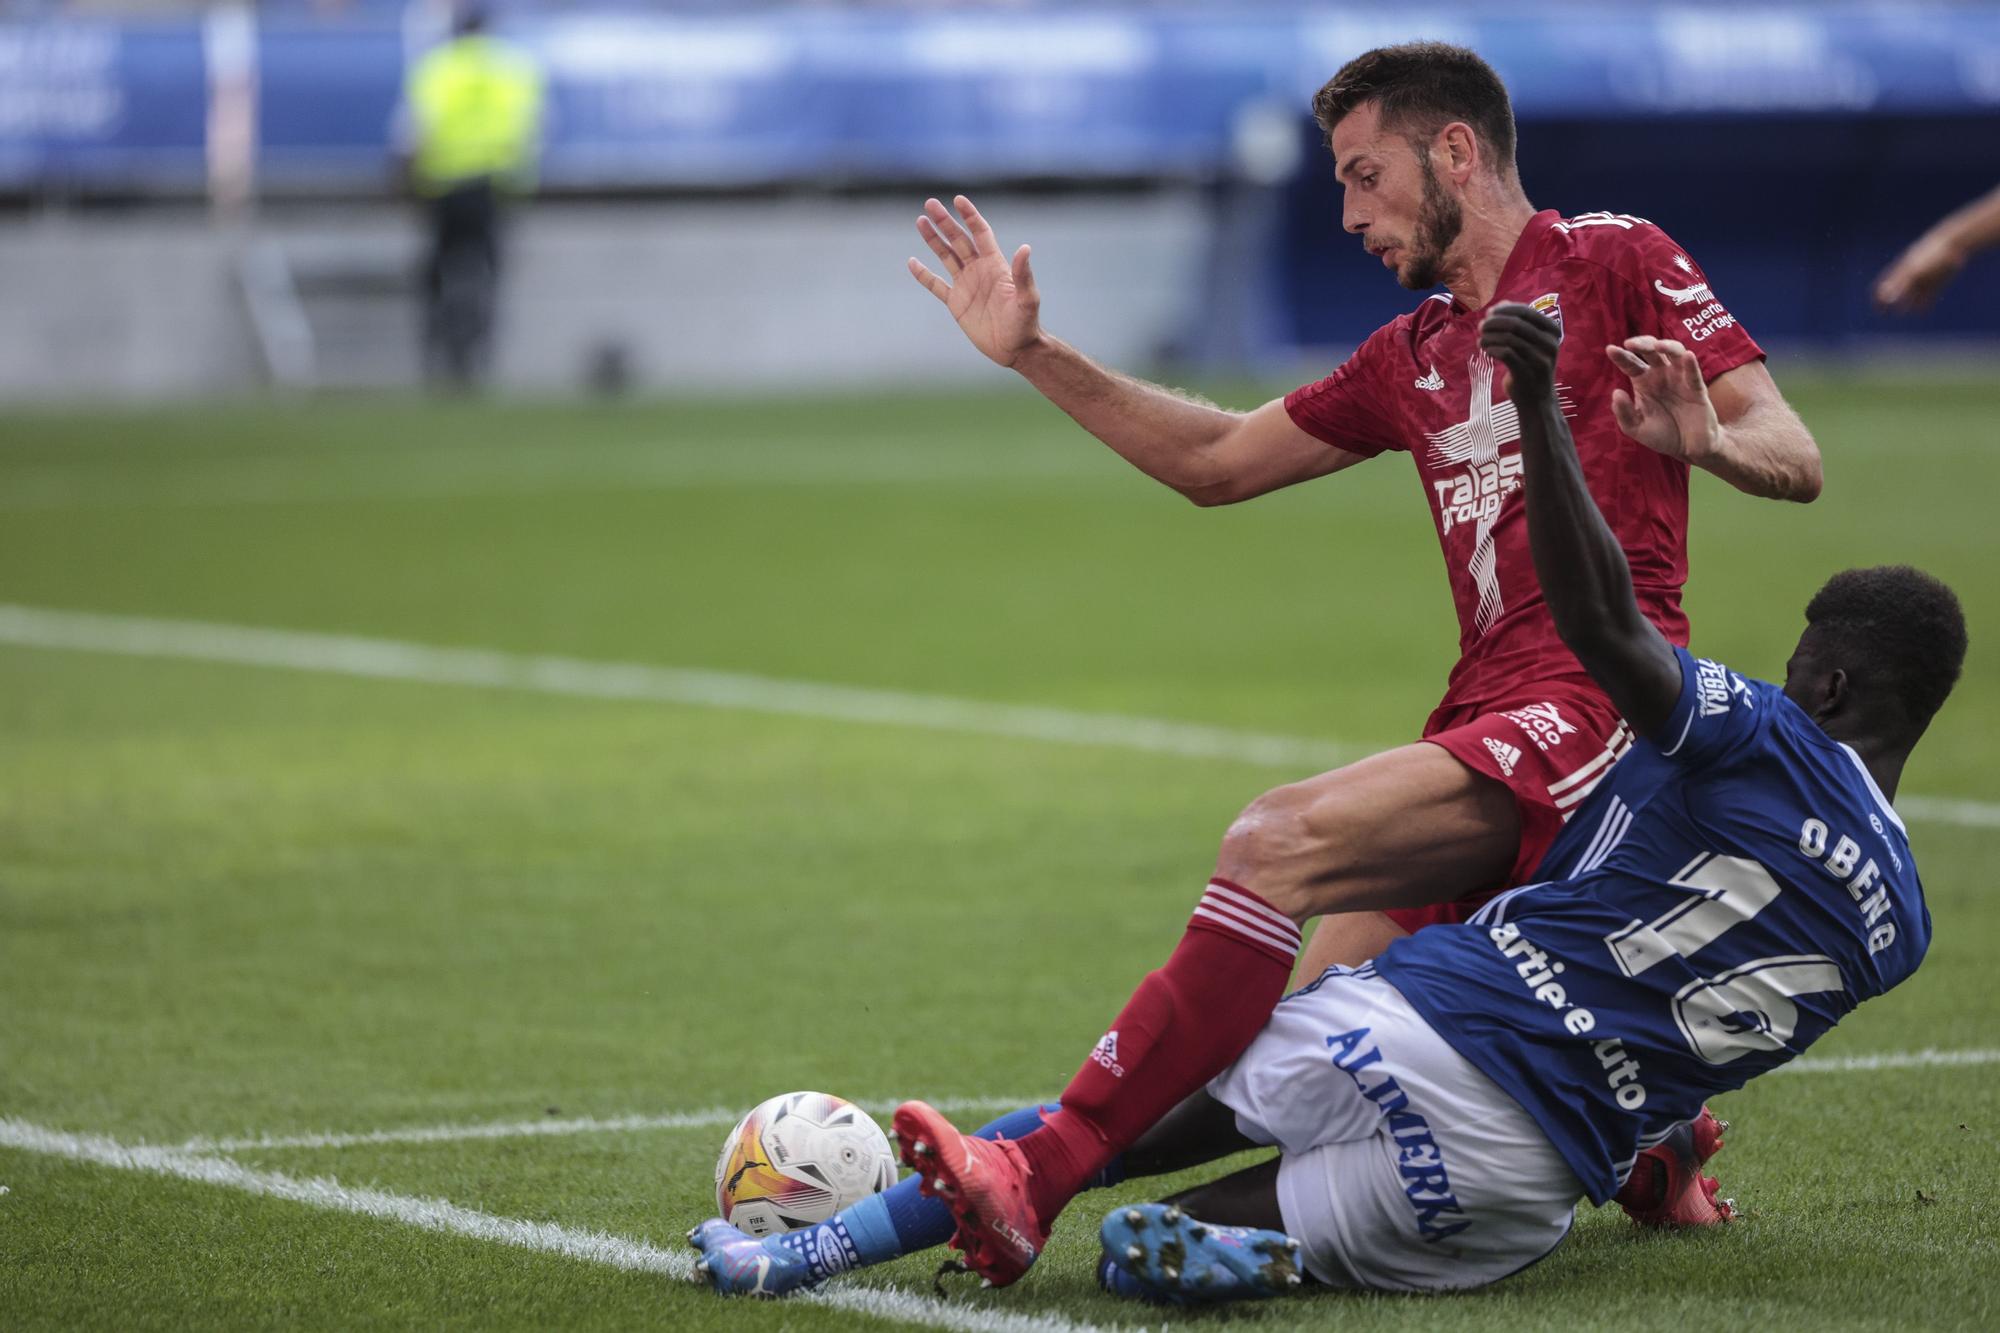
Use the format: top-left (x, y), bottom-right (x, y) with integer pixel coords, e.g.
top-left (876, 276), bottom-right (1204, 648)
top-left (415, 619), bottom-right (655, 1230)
top-left (1385, 685), bottom-right (1633, 935)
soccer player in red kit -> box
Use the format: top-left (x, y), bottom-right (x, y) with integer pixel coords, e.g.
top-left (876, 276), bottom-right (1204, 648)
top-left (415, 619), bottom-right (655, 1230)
top-left (898, 43), bottom-right (1823, 1283)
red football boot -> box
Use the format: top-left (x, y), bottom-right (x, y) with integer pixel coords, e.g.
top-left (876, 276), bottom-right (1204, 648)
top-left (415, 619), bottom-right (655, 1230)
top-left (893, 1100), bottom-right (1051, 1287)
top-left (1616, 1106), bottom-right (1734, 1227)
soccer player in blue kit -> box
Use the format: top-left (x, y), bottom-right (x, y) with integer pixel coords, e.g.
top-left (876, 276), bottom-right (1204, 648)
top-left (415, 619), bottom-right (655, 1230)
top-left (690, 302), bottom-right (1966, 1299)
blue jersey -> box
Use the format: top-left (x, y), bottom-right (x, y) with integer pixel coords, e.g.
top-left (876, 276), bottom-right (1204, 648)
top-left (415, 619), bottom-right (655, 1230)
top-left (1376, 648), bottom-right (1928, 1203)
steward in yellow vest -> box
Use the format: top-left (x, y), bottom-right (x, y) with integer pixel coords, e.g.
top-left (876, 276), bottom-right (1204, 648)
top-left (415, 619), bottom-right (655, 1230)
top-left (402, 9), bottom-right (544, 386)
top-left (407, 19), bottom-right (544, 197)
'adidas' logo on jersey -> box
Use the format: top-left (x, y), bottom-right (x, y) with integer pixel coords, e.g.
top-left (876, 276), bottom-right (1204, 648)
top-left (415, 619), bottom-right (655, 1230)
top-left (1090, 1030), bottom-right (1125, 1078)
top-left (1414, 364), bottom-right (1445, 391)
top-left (1484, 737), bottom-right (1522, 776)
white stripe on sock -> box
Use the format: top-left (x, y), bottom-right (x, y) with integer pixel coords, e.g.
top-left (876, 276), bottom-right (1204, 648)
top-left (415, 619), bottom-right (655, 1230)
top-left (1203, 882), bottom-right (1301, 943)
top-left (1190, 905), bottom-right (1300, 958)
top-left (1194, 896), bottom-right (1302, 954)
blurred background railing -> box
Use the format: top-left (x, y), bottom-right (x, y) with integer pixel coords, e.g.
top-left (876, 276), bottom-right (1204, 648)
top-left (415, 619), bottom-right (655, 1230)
top-left (4, 1), bottom-right (1998, 397)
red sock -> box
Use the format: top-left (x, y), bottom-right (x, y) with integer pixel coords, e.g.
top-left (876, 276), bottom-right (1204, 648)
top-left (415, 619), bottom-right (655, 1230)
top-left (1012, 878), bottom-right (1300, 1223)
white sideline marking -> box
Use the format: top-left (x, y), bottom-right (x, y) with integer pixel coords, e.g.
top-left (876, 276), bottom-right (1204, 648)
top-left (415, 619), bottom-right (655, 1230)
top-left (0, 1117), bottom-right (1115, 1333)
top-left (0, 439), bottom-right (1103, 511)
top-left (0, 604), bottom-right (1356, 771)
top-left (1893, 796), bottom-right (2000, 830)
top-left (6, 604), bottom-right (2000, 827)
top-left (183, 1095), bottom-right (1044, 1155)
top-left (1773, 1046), bottom-right (2000, 1076)
top-left (183, 1047), bottom-right (2000, 1156)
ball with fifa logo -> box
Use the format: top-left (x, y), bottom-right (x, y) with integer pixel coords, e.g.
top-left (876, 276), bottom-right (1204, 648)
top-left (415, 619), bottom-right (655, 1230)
top-left (713, 1091), bottom-right (899, 1235)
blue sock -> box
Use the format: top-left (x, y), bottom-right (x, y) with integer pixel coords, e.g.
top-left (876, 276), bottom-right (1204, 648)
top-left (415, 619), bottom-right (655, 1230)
top-left (770, 1102), bottom-right (1126, 1280)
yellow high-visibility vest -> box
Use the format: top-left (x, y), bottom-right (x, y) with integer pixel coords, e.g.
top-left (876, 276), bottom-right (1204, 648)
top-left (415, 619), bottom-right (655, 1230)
top-left (408, 35), bottom-right (544, 194)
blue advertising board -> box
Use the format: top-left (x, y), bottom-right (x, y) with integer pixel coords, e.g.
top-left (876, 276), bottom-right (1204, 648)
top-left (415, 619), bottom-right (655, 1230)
top-left (0, 20), bottom-right (206, 189)
top-left (4, 4), bottom-right (1996, 348)
top-left (2, 4), bottom-right (1998, 191)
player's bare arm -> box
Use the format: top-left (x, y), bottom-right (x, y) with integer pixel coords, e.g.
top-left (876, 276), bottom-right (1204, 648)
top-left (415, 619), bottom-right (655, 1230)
top-left (1607, 340), bottom-right (1822, 502)
top-left (909, 194), bottom-right (1365, 505)
top-left (1485, 305), bottom-right (1682, 737)
top-left (1875, 182), bottom-right (2000, 314)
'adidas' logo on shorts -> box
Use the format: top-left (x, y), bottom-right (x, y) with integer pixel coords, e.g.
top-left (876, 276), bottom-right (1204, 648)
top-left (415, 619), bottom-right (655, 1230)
top-left (1484, 737), bottom-right (1523, 777)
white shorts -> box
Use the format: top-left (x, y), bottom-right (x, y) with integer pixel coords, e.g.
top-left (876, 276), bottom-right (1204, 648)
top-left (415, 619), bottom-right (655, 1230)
top-left (1207, 964), bottom-right (1583, 1293)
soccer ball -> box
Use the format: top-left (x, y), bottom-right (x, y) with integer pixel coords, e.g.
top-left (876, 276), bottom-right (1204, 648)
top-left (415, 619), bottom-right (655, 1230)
top-left (713, 1091), bottom-right (899, 1236)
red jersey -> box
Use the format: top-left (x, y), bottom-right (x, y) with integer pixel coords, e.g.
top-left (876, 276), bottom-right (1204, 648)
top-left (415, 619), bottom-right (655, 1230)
top-left (1285, 209), bottom-right (1765, 725)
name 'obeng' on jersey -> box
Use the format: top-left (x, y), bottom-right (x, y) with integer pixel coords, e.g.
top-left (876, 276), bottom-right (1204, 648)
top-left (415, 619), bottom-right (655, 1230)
top-left (1375, 647), bottom-right (1928, 1203)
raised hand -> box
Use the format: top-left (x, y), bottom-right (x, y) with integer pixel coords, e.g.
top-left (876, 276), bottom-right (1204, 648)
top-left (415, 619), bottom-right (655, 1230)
top-left (1873, 231), bottom-right (1965, 314)
top-left (1479, 303), bottom-right (1561, 404)
top-left (1605, 336), bottom-right (1720, 463)
top-left (908, 195), bottom-right (1042, 367)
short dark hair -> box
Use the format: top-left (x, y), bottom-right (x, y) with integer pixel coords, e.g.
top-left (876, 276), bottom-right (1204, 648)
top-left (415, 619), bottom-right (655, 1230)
top-left (1805, 566), bottom-right (1967, 731)
top-left (1312, 42), bottom-right (1517, 175)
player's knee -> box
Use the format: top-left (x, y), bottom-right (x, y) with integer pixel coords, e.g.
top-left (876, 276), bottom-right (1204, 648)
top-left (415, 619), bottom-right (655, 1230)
top-left (1216, 783), bottom-right (1322, 921)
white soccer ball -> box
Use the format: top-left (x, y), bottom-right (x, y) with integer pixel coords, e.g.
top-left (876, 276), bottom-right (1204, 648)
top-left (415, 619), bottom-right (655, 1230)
top-left (713, 1091), bottom-right (899, 1236)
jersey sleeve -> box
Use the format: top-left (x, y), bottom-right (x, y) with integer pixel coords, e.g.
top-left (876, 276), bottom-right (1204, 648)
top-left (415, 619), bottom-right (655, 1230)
top-left (1608, 224), bottom-right (1765, 384)
top-left (1656, 647), bottom-right (1773, 768)
top-left (1283, 323), bottom-right (1407, 459)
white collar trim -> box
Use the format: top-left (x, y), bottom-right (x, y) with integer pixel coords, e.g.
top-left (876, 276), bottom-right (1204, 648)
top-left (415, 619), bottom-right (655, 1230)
top-left (1840, 743), bottom-right (1907, 836)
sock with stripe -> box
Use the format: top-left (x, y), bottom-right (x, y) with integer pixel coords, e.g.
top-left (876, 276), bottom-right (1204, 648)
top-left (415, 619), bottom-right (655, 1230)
top-left (1013, 878), bottom-right (1301, 1226)
top-left (769, 1102), bottom-right (1126, 1281)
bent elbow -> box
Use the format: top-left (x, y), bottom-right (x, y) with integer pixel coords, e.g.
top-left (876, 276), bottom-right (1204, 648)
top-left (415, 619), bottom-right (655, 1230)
top-left (1182, 476), bottom-right (1247, 507)
top-left (1792, 460), bottom-right (1824, 503)
top-left (1776, 412), bottom-right (1823, 502)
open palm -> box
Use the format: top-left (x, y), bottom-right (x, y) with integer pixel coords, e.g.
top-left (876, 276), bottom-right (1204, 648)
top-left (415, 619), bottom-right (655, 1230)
top-left (1606, 336), bottom-right (1720, 463)
top-left (908, 195), bottom-right (1042, 368)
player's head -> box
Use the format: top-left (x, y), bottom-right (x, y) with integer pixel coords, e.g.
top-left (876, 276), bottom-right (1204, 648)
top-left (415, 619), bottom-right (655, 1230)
top-left (1312, 43), bottom-right (1520, 291)
top-left (1783, 566), bottom-right (1967, 751)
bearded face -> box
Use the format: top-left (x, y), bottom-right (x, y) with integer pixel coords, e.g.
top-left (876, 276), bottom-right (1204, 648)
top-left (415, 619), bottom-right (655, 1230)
top-left (1331, 101), bottom-right (1476, 293)
top-left (1398, 151), bottom-right (1465, 292)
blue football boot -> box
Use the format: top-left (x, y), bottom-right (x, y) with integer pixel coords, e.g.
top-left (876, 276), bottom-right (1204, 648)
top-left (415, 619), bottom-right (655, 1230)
top-left (685, 1218), bottom-right (815, 1297)
top-left (1098, 1202), bottom-right (1305, 1305)
top-left (1096, 1250), bottom-right (1157, 1301)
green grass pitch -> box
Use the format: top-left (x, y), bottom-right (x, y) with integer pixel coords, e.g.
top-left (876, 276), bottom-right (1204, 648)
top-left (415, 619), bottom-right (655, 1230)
top-left (1, 378), bottom-right (1996, 1330)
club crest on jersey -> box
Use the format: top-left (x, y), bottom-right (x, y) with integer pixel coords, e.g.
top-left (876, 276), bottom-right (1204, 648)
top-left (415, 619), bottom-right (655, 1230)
top-left (1529, 292), bottom-right (1563, 341)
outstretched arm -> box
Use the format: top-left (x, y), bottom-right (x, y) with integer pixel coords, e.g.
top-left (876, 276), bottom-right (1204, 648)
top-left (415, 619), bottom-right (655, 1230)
top-left (1875, 182), bottom-right (2000, 314)
top-left (910, 195), bottom-right (1366, 506)
top-left (1481, 305), bottom-right (1683, 739)
top-left (1608, 342), bottom-right (1821, 502)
